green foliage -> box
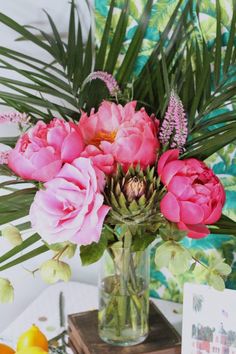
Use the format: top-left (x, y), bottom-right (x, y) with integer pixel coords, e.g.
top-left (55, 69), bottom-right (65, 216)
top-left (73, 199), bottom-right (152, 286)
top-left (40, 259), bottom-right (71, 284)
top-left (131, 234), bottom-right (156, 252)
top-left (1, 225), bottom-right (23, 246)
top-left (47, 242), bottom-right (77, 259)
top-left (0, 187), bottom-right (36, 226)
top-left (159, 223), bottom-right (187, 242)
top-left (80, 232), bottom-right (108, 265)
top-left (0, 278), bottom-right (14, 303)
top-left (155, 241), bottom-right (192, 275)
top-left (209, 214), bottom-right (236, 236)
top-left (0, 0), bottom-right (235, 277)
top-left (0, 0), bottom-right (234, 152)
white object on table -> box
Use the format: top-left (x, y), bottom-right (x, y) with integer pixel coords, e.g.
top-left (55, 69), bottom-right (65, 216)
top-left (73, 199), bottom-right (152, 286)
top-left (0, 281), bottom-right (182, 348)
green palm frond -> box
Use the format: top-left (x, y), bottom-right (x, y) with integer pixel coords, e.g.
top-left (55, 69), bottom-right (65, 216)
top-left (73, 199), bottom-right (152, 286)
top-left (0, 0), bottom-right (235, 270)
top-left (133, 0), bottom-right (236, 159)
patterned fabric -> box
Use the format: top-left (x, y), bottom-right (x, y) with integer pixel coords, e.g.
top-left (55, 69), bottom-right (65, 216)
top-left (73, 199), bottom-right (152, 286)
top-left (95, 0), bottom-right (236, 302)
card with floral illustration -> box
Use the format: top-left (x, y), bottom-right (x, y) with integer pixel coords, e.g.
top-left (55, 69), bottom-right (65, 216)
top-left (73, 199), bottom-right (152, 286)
top-left (182, 283), bottom-right (236, 354)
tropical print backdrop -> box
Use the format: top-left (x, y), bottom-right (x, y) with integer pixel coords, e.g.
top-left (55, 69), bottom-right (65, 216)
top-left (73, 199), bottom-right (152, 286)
top-left (95, 0), bottom-right (236, 302)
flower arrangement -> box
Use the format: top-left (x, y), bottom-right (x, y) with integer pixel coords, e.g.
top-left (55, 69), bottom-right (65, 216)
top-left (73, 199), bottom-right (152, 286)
top-left (0, 92), bottom-right (231, 344)
top-left (0, 0), bottom-right (235, 347)
top-left (2, 94), bottom-right (228, 277)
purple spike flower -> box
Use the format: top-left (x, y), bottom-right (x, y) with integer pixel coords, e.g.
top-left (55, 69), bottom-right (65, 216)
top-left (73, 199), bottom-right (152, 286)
top-left (159, 90), bottom-right (188, 152)
top-left (82, 71), bottom-right (120, 96)
top-left (0, 112), bottom-right (30, 125)
top-left (0, 150), bottom-right (10, 165)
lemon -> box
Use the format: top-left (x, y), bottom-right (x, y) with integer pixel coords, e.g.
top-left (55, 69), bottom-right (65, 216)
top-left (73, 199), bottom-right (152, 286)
top-left (16, 347), bottom-right (48, 354)
top-left (17, 325), bottom-right (48, 352)
top-left (0, 343), bottom-right (15, 354)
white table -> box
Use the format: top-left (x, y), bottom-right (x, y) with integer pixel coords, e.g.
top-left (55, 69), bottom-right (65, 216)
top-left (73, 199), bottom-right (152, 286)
top-left (0, 281), bottom-right (183, 348)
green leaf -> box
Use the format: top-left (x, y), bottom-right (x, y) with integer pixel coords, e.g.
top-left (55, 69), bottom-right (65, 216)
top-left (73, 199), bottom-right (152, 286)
top-left (0, 278), bottom-right (14, 303)
top-left (80, 234), bottom-right (107, 266)
top-left (169, 247), bottom-right (192, 275)
top-left (95, 0), bottom-right (115, 70)
top-left (0, 244), bottom-right (49, 271)
top-left (73, 18), bottom-right (83, 90)
top-left (0, 188), bottom-right (36, 225)
top-left (209, 214), bottom-right (236, 237)
top-left (207, 272), bottom-right (225, 291)
top-left (214, 262), bottom-right (232, 276)
top-left (0, 12), bottom-right (53, 54)
top-left (47, 241), bottom-right (77, 259)
top-left (214, 0), bottom-right (222, 86)
top-left (0, 233), bottom-right (41, 264)
top-left (0, 164), bottom-right (15, 176)
top-left (223, 0), bottom-right (236, 73)
top-left (105, 0), bottom-right (129, 73)
top-left (67, 0), bottom-right (76, 78)
top-left (131, 234), bottom-right (156, 252)
top-left (184, 124), bottom-right (236, 160)
top-left (154, 241), bottom-right (172, 269)
top-left (116, 0), bottom-right (153, 85)
top-left (155, 241), bottom-right (191, 275)
top-left (82, 28), bottom-right (94, 82)
top-left (1, 225), bottom-right (23, 247)
top-left (40, 259), bottom-right (71, 284)
top-left (43, 10), bottom-right (66, 67)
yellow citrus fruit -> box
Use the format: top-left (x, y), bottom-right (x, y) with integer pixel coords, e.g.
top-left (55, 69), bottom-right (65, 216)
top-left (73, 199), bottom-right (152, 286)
top-left (16, 347), bottom-right (48, 354)
top-left (17, 325), bottom-right (48, 352)
top-left (0, 343), bottom-right (15, 354)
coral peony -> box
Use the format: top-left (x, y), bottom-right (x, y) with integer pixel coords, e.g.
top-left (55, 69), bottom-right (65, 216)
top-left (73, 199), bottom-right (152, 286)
top-left (79, 101), bottom-right (159, 171)
top-left (8, 118), bottom-right (84, 182)
top-left (30, 157), bottom-right (110, 245)
top-left (158, 149), bottom-right (225, 238)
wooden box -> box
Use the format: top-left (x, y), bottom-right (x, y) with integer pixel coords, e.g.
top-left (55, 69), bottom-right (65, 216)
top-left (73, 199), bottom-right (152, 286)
top-left (68, 301), bottom-right (181, 354)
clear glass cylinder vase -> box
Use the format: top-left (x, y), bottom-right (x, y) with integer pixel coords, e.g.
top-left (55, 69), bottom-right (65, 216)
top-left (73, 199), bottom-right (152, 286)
top-left (98, 247), bottom-right (150, 346)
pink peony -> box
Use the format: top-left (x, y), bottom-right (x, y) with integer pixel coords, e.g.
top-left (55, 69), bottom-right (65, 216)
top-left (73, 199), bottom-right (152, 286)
top-left (30, 157), bottom-right (110, 245)
top-left (8, 118), bottom-right (84, 182)
top-left (158, 149), bottom-right (225, 239)
top-left (79, 101), bottom-right (159, 171)
top-left (81, 145), bottom-right (114, 190)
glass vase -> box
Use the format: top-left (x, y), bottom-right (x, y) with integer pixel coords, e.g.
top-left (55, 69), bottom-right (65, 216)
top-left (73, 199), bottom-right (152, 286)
top-left (98, 247), bottom-right (150, 346)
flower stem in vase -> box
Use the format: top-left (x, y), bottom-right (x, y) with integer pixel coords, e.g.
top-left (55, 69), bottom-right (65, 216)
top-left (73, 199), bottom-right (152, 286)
top-left (98, 236), bottom-right (150, 346)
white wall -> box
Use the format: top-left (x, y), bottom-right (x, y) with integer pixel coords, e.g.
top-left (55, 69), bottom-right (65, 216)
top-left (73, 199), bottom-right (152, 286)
top-left (0, 0), bottom-right (98, 332)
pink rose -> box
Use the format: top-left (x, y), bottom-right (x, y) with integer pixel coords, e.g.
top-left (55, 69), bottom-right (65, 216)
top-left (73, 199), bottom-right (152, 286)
top-left (158, 149), bottom-right (225, 239)
top-left (8, 119), bottom-right (84, 182)
top-left (79, 101), bottom-right (159, 171)
top-left (30, 157), bottom-right (110, 245)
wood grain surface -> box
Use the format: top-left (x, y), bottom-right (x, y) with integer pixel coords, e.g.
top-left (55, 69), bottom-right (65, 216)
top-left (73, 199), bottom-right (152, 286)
top-left (68, 301), bottom-right (181, 354)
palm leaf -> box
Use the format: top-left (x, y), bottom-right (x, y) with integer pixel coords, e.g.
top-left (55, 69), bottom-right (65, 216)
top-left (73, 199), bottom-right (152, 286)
top-left (116, 0), bottom-right (153, 85)
top-left (0, 188), bottom-right (36, 225)
top-left (0, 233), bottom-right (41, 264)
top-left (105, 0), bottom-right (130, 73)
top-left (0, 244), bottom-right (49, 272)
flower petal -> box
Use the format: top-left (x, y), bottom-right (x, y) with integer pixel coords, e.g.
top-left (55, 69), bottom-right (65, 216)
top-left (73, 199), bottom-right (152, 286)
top-left (160, 192), bottom-right (180, 222)
top-left (179, 201), bottom-right (204, 224)
top-left (161, 160), bottom-right (184, 186)
top-left (178, 222), bottom-right (210, 239)
top-left (157, 149), bottom-right (179, 176)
